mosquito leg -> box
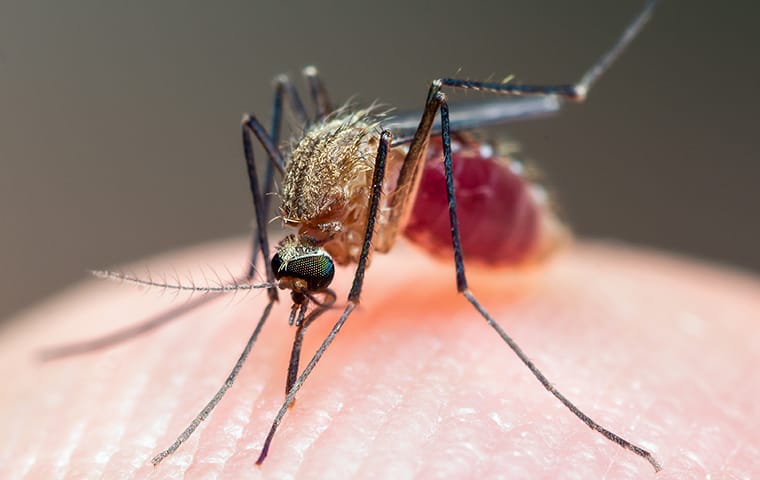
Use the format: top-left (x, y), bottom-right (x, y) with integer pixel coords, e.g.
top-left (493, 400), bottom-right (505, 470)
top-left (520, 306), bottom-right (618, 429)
top-left (246, 72), bottom-right (318, 280)
top-left (576, 0), bottom-right (657, 95)
top-left (285, 301), bottom-right (309, 399)
top-left (151, 297), bottom-right (277, 465)
top-left (381, 2), bottom-right (661, 462)
top-left (347, 133), bottom-right (392, 302)
top-left (255, 130), bottom-right (392, 465)
top-left (438, 0), bottom-right (657, 103)
top-left (285, 290), bottom-right (337, 398)
top-left (388, 0), bottom-right (656, 148)
top-left (302, 65), bottom-right (333, 122)
top-left (273, 74), bottom-right (310, 128)
top-left (434, 93), bottom-right (662, 472)
top-left (246, 76), bottom-right (291, 280)
top-left (150, 114), bottom-right (283, 466)
top-left (383, 56), bottom-right (607, 252)
top-left (242, 115), bottom-right (290, 302)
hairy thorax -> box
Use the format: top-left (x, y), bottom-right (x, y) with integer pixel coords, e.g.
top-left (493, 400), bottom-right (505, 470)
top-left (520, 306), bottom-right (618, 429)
top-left (279, 110), bottom-right (405, 265)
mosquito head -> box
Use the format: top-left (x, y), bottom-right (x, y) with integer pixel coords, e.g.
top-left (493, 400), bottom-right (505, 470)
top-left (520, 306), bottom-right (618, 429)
top-left (272, 236), bottom-right (335, 293)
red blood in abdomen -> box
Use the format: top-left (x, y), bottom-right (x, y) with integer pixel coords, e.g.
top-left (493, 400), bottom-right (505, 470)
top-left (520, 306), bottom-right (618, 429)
top-left (403, 137), bottom-right (539, 267)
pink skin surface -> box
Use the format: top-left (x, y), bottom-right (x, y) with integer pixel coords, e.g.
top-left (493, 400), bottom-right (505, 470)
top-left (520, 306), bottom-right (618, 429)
top-left (1, 238), bottom-right (758, 479)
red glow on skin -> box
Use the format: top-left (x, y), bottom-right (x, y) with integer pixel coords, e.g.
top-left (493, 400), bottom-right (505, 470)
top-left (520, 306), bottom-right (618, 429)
top-left (403, 136), bottom-right (542, 267)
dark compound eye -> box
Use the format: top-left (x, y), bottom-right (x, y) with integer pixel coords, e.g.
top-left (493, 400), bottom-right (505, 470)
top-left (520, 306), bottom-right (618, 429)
top-left (271, 250), bottom-right (335, 292)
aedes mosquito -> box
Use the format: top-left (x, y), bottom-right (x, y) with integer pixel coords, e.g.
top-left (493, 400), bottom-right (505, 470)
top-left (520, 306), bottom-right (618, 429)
top-left (42, 0), bottom-right (662, 472)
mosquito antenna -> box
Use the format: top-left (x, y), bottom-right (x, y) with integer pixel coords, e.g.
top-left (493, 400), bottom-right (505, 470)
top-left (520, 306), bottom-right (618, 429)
top-left (221, 264), bottom-right (238, 290)
top-left (151, 297), bottom-right (276, 465)
top-left (38, 273), bottom-right (272, 361)
top-left (91, 269), bottom-right (273, 293)
top-left (575, 0), bottom-right (657, 99)
top-left (168, 268), bottom-right (183, 302)
top-left (207, 264), bottom-right (233, 300)
top-left (222, 264), bottom-right (258, 308)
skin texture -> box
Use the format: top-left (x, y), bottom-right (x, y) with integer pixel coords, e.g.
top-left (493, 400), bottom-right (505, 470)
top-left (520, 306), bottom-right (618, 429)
top-left (1, 238), bottom-right (758, 479)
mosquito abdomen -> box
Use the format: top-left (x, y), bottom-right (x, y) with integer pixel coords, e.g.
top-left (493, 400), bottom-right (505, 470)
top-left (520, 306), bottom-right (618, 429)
top-left (403, 136), bottom-right (567, 267)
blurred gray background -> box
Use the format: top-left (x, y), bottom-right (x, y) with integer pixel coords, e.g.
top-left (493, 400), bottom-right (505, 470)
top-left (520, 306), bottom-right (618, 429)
top-left (0, 1), bottom-right (758, 322)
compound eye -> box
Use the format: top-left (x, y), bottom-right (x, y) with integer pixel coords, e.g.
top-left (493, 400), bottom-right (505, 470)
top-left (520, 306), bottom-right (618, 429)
top-left (271, 250), bottom-right (335, 292)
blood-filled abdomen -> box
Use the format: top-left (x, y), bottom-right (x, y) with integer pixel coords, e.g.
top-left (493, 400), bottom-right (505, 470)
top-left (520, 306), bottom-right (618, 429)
top-left (403, 135), bottom-right (567, 268)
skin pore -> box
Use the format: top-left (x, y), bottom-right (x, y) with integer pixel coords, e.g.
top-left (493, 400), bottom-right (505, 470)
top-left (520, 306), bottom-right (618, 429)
top-left (1, 238), bottom-right (758, 479)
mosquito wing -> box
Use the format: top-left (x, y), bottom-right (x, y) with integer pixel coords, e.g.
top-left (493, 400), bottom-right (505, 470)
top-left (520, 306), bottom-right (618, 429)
top-left (385, 95), bottom-right (561, 145)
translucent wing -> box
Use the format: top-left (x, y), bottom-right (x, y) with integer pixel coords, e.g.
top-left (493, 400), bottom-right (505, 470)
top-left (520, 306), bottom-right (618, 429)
top-left (385, 95), bottom-right (561, 144)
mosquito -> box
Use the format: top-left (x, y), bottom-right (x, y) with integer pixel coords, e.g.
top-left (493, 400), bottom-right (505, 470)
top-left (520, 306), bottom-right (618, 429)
top-left (42, 0), bottom-right (662, 472)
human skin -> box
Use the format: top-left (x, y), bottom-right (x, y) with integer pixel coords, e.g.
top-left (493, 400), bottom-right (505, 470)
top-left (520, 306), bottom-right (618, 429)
top-left (0, 238), bottom-right (758, 479)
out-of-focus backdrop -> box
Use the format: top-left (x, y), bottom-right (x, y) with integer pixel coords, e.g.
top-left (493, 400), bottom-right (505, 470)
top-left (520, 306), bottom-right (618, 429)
top-left (0, 1), bottom-right (757, 323)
